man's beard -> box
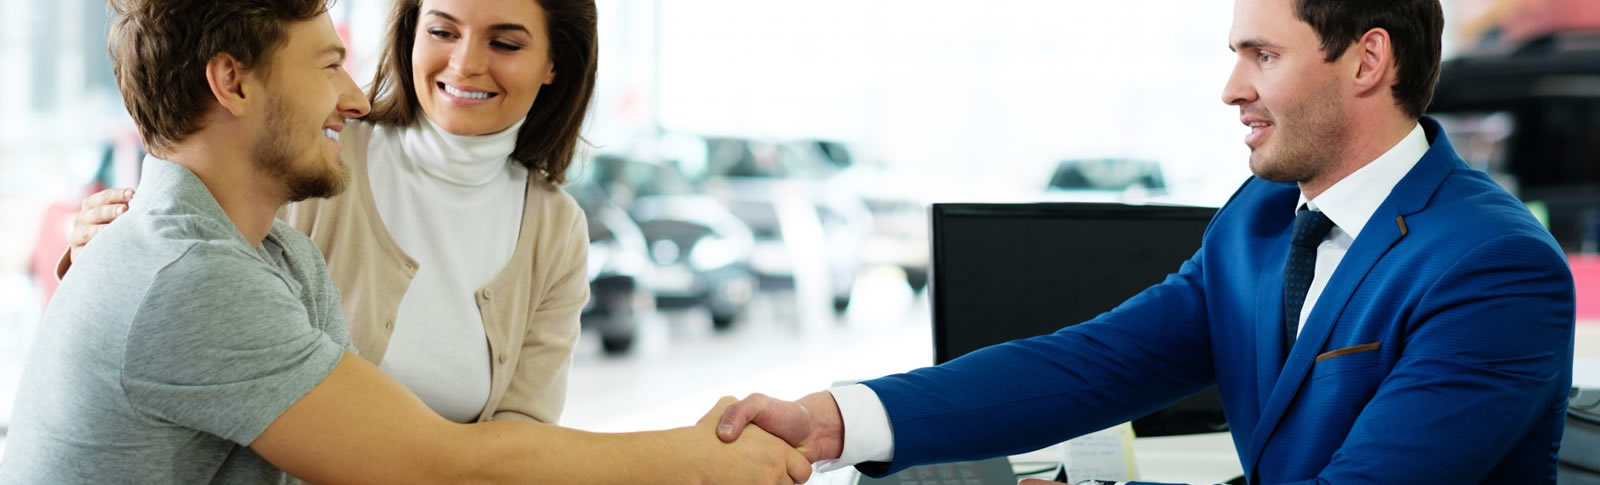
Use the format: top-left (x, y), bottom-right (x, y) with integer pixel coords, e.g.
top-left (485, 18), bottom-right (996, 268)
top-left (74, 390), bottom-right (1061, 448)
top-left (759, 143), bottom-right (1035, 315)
top-left (254, 95), bottom-right (347, 202)
top-left (1248, 85), bottom-right (1348, 184)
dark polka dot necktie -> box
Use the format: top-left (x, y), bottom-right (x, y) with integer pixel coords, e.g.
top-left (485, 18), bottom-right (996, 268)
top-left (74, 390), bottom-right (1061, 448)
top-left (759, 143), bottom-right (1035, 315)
top-left (1283, 208), bottom-right (1336, 361)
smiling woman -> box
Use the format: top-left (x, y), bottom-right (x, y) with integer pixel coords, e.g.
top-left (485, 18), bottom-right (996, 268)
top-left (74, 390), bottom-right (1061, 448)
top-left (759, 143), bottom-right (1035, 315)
top-left (367, 0), bottom-right (596, 185)
top-left (275, 0), bottom-right (601, 425)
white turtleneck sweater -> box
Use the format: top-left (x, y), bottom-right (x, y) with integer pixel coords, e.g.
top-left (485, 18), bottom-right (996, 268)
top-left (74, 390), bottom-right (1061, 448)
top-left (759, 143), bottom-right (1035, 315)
top-left (368, 116), bottom-right (528, 423)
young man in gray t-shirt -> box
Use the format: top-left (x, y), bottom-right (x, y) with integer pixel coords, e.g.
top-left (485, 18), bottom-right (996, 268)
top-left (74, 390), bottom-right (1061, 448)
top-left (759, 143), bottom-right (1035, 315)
top-left (0, 1), bottom-right (809, 484)
top-left (2, 156), bottom-right (355, 483)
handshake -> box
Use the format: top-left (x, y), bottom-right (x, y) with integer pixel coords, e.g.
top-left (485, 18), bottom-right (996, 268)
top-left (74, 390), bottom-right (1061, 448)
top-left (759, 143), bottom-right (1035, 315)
top-left (679, 391), bottom-right (844, 485)
top-left (692, 392), bottom-right (1073, 485)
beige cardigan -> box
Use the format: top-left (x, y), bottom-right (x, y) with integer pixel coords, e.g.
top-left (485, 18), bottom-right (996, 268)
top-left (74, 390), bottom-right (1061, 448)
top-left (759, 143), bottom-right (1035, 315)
top-left (284, 120), bottom-right (588, 424)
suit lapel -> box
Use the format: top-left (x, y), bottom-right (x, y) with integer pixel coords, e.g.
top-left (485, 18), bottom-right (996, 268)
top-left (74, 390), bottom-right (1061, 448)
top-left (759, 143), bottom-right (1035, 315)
top-left (1254, 233), bottom-right (1290, 406)
top-left (1243, 118), bottom-right (1461, 472)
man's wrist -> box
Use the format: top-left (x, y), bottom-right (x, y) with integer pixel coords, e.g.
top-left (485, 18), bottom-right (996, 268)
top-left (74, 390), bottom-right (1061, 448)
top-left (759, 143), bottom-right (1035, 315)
top-left (797, 391), bottom-right (845, 461)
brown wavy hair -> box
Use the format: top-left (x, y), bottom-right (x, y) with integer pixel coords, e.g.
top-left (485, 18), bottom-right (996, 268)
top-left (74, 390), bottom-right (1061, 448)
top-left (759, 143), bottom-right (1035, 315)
top-left (107, 0), bottom-right (333, 155)
top-left (365, 0), bottom-right (597, 185)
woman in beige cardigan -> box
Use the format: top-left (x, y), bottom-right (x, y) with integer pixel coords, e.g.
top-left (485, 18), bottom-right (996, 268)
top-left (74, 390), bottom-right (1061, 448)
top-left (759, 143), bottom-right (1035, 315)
top-left (68, 0), bottom-right (590, 426)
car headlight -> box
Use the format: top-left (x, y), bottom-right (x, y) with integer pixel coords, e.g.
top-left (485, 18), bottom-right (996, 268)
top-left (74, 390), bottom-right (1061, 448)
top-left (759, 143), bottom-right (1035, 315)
top-left (651, 239), bottom-right (681, 264)
top-left (689, 236), bottom-right (740, 270)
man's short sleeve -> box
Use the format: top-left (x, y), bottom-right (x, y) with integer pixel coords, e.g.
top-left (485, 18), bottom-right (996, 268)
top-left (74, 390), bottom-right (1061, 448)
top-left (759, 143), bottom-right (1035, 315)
top-left (121, 243), bottom-right (345, 446)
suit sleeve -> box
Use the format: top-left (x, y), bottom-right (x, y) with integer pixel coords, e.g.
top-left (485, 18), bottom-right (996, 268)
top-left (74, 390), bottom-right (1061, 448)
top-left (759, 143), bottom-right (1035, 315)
top-left (858, 247), bottom-right (1218, 476)
top-left (1277, 234), bottom-right (1574, 485)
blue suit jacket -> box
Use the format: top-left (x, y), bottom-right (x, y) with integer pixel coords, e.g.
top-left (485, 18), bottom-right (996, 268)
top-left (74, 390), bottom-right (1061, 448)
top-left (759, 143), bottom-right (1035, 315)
top-left (860, 119), bottom-right (1576, 484)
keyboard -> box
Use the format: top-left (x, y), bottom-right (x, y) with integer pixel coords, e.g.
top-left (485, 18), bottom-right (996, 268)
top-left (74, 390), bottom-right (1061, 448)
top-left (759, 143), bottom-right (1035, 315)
top-left (857, 457), bottom-right (1016, 485)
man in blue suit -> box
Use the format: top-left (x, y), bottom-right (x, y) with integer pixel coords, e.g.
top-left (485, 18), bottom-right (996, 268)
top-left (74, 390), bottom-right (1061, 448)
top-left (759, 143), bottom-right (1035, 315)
top-left (716, 0), bottom-right (1576, 483)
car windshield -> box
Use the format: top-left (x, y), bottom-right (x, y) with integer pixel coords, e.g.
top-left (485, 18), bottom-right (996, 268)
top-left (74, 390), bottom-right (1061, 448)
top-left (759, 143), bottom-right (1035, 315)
top-left (703, 139), bottom-right (821, 180)
top-left (592, 155), bottom-right (697, 198)
top-left (1046, 159), bottom-right (1166, 191)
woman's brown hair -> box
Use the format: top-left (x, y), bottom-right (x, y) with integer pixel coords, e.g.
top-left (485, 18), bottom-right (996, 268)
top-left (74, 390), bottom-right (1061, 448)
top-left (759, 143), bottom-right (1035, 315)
top-left (365, 0), bottom-right (597, 185)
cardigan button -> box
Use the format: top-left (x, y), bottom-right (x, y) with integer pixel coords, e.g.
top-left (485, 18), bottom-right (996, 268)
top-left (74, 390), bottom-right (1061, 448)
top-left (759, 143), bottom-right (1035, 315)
top-left (482, 289), bottom-right (494, 301)
top-left (385, 319), bottom-right (394, 330)
top-left (497, 354), bottom-right (508, 364)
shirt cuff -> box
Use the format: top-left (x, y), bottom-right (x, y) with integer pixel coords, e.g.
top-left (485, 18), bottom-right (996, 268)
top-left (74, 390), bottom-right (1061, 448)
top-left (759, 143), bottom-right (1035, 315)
top-left (816, 384), bottom-right (894, 472)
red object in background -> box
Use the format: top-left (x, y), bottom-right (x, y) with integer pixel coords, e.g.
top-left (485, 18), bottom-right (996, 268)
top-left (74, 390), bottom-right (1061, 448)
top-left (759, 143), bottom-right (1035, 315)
top-left (29, 124), bottom-right (143, 308)
top-left (30, 197), bottom-right (93, 308)
top-left (1503, 0), bottom-right (1600, 44)
top-left (1574, 254), bottom-right (1600, 323)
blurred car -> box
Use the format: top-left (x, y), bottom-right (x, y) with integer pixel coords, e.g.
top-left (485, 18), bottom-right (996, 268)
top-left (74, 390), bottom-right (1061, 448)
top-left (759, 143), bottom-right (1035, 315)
top-left (807, 139), bottom-right (856, 170)
top-left (1040, 158), bottom-right (1169, 204)
top-left (664, 134), bottom-right (873, 312)
top-left (590, 154), bottom-right (758, 330)
top-left (803, 140), bottom-right (936, 292)
top-left (568, 182), bottom-right (654, 355)
top-left (1428, 30), bottom-right (1600, 321)
top-left (632, 197), bottom-right (758, 329)
top-left (832, 164), bottom-right (935, 292)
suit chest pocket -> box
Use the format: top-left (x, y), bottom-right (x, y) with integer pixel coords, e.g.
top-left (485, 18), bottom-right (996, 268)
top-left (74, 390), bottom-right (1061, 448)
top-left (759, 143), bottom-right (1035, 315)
top-left (1312, 345), bottom-right (1388, 398)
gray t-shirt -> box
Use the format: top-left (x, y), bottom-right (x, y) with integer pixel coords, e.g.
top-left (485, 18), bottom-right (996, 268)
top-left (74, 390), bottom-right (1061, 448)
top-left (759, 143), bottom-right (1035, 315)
top-left (0, 157), bottom-right (352, 484)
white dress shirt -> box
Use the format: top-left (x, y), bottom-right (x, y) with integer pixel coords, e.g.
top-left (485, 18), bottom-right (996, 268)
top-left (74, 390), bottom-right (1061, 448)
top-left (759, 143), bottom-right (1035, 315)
top-left (825, 123), bottom-right (1431, 468)
top-left (368, 115), bottom-right (528, 423)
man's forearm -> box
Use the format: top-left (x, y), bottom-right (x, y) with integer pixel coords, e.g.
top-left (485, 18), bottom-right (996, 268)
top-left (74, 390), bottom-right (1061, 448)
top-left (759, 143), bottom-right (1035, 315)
top-left (452, 421), bottom-right (691, 484)
top-left (252, 353), bottom-right (722, 485)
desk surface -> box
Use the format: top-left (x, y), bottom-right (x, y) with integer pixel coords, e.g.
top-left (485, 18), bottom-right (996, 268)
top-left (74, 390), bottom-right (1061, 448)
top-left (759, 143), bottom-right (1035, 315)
top-left (1578, 357), bottom-right (1600, 389)
top-left (809, 432), bottom-right (1242, 485)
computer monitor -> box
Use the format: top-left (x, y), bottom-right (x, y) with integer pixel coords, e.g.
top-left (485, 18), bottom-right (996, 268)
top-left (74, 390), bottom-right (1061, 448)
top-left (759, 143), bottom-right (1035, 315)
top-left (929, 202), bottom-right (1228, 437)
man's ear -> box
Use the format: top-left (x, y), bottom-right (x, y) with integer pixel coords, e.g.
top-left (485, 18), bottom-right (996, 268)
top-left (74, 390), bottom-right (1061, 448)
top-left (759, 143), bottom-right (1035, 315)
top-left (205, 53), bottom-right (254, 117)
top-left (1350, 27), bottom-right (1395, 98)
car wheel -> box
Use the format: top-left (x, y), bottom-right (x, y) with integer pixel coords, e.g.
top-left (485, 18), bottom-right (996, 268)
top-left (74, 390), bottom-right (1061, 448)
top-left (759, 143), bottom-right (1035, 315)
top-left (903, 267), bottom-right (929, 293)
top-left (600, 334), bottom-right (635, 355)
top-left (711, 312), bottom-right (737, 331)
